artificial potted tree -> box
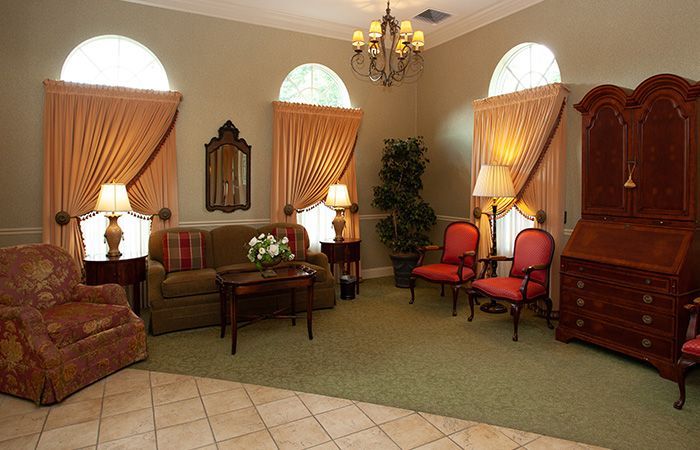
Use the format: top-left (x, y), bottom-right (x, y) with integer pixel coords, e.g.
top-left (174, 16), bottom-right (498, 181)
top-left (372, 136), bottom-right (437, 288)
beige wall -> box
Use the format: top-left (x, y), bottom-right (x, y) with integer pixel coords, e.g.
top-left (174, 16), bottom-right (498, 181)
top-left (418, 0), bottom-right (700, 242)
top-left (0, 0), bottom-right (417, 269)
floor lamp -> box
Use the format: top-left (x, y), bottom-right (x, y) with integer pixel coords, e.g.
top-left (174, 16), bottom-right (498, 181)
top-left (472, 165), bottom-right (516, 314)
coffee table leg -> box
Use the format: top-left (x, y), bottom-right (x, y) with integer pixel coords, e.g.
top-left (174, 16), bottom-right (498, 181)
top-left (231, 291), bottom-right (238, 355)
top-left (219, 286), bottom-right (227, 338)
top-left (291, 289), bottom-right (296, 326)
top-left (307, 285), bottom-right (313, 340)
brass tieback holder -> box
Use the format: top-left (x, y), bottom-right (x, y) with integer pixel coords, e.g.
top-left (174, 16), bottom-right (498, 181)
top-left (624, 161), bottom-right (637, 189)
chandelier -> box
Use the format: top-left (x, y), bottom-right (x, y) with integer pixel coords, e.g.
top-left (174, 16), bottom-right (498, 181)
top-left (350, 1), bottom-right (425, 87)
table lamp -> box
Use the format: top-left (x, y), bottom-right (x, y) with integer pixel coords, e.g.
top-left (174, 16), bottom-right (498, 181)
top-left (95, 182), bottom-right (132, 257)
top-left (325, 184), bottom-right (352, 242)
top-left (472, 165), bottom-right (516, 313)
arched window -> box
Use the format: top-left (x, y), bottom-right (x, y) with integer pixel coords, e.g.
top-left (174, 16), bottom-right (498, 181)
top-left (488, 42), bottom-right (560, 97)
top-left (279, 64), bottom-right (351, 251)
top-left (61, 35), bottom-right (169, 90)
top-left (61, 35), bottom-right (169, 257)
top-left (488, 43), bottom-right (561, 272)
top-left (279, 63), bottom-right (351, 108)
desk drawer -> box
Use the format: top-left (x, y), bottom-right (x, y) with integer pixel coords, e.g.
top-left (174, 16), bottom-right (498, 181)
top-left (561, 289), bottom-right (674, 336)
top-left (562, 259), bottom-right (671, 293)
top-left (561, 275), bottom-right (675, 313)
top-left (559, 312), bottom-right (674, 360)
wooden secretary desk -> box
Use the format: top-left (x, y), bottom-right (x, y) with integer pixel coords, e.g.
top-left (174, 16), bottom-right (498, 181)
top-left (557, 74), bottom-right (700, 381)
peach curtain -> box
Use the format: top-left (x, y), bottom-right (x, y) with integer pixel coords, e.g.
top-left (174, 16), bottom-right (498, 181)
top-left (42, 80), bottom-right (182, 262)
top-left (127, 127), bottom-right (179, 232)
top-left (271, 101), bottom-right (363, 239)
top-left (470, 83), bottom-right (568, 309)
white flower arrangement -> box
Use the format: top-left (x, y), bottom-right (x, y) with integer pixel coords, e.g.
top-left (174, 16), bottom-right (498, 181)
top-left (247, 234), bottom-right (294, 270)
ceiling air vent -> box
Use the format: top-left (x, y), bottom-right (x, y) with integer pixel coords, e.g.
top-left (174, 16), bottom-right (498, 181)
top-left (413, 9), bottom-right (452, 25)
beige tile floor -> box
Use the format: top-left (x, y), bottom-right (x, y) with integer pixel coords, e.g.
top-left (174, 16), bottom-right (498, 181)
top-left (0, 369), bottom-right (606, 450)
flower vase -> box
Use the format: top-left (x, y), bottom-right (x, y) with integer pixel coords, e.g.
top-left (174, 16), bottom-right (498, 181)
top-left (257, 257), bottom-right (281, 278)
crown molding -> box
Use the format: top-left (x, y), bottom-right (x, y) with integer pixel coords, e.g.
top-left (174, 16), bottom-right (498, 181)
top-left (120, 0), bottom-right (542, 48)
top-left (427, 0), bottom-right (543, 48)
top-left (121, 0), bottom-right (355, 41)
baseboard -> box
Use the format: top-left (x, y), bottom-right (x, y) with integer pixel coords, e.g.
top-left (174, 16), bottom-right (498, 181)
top-left (361, 266), bottom-right (393, 279)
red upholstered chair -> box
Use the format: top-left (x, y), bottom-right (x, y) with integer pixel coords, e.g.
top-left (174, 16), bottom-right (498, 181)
top-left (409, 221), bottom-right (479, 316)
top-left (674, 298), bottom-right (700, 409)
top-left (468, 228), bottom-right (555, 341)
top-left (0, 244), bottom-right (147, 404)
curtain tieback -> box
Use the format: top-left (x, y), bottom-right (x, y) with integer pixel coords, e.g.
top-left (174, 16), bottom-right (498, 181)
top-left (54, 211), bottom-right (71, 225)
top-left (283, 204), bottom-right (295, 216)
top-left (535, 210), bottom-right (547, 224)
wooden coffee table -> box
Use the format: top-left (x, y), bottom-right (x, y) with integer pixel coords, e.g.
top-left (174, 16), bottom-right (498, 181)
top-left (216, 266), bottom-right (317, 354)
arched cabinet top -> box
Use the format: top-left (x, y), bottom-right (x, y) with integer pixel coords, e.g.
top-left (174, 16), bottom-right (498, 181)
top-left (576, 74), bottom-right (700, 113)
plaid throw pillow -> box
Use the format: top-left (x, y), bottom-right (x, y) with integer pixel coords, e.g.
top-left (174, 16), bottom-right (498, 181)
top-left (162, 232), bottom-right (206, 272)
top-left (273, 227), bottom-right (307, 261)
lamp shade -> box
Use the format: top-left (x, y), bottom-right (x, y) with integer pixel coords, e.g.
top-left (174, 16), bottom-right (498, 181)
top-left (399, 20), bottom-right (413, 36)
top-left (95, 183), bottom-right (132, 214)
top-left (352, 30), bottom-right (365, 48)
top-left (472, 165), bottom-right (515, 198)
top-left (411, 30), bottom-right (425, 48)
top-left (325, 184), bottom-right (352, 208)
top-left (368, 20), bottom-right (382, 38)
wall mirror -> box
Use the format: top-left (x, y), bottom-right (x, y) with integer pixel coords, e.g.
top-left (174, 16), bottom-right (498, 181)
top-left (205, 120), bottom-right (251, 212)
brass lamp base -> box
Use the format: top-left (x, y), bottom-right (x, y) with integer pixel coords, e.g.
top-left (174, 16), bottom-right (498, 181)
top-left (104, 214), bottom-right (123, 258)
top-left (332, 208), bottom-right (346, 242)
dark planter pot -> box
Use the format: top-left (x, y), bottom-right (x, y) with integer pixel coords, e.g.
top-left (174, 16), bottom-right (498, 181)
top-left (390, 253), bottom-right (420, 288)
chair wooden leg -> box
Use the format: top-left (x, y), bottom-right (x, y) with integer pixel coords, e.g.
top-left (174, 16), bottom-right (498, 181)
top-left (512, 303), bottom-right (522, 341)
top-left (467, 291), bottom-right (475, 322)
top-left (545, 298), bottom-right (554, 329)
top-left (452, 286), bottom-right (459, 316)
top-left (409, 277), bottom-right (416, 304)
top-left (674, 356), bottom-right (695, 410)
top-left (441, 284), bottom-right (445, 297)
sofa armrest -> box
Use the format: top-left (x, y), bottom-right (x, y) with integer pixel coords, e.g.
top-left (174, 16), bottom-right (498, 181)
top-left (148, 259), bottom-right (166, 307)
top-left (72, 284), bottom-right (129, 307)
top-left (306, 251), bottom-right (330, 273)
top-left (0, 305), bottom-right (61, 369)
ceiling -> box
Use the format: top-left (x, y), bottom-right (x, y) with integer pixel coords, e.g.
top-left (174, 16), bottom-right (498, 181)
top-left (121, 0), bottom-right (542, 48)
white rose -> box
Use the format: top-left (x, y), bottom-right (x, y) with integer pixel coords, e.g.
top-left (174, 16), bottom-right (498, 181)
top-left (258, 247), bottom-right (265, 254)
top-left (248, 237), bottom-right (258, 246)
top-left (289, 253), bottom-right (295, 260)
top-left (269, 244), bottom-right (279, 256)
top-left (281, 236), bottom-right (289, 244)
top-left (258, 233), bottom-right (265, 239)
top-left (257, 254), bottom-right (263, 260)
top-left (267, 234), bottom-right (274, 241)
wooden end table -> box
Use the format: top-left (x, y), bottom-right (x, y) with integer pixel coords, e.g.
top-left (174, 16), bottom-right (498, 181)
top-left (320, 238), bottom-right (361, 294)
top-left (84, 253), bottom-right (147, 316)
top-left (216, 266), bottom-right (317, 355)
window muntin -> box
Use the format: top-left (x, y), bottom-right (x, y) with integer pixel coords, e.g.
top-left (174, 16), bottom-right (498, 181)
top-left (488, 42), bottom-right (560, 97)
top-left (61, 35), bottom-right (169, 91)
top-left (279, 63), bottom-right (350, 107)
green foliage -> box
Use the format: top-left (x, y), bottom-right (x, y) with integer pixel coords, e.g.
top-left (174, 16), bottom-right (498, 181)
top-left (372, 137), bottom-right (437, 254)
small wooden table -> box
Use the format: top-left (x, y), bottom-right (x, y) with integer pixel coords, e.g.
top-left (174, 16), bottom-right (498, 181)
top-left (216, 266), bottom-right (317, 355)
top-left (320, 239), bottom-right (361, 294)
top-left (83, 253), bottom-right (147, 316)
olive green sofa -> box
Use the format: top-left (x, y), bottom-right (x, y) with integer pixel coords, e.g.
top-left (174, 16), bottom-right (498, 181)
top-left (147, 223), bottom-right (335, 335)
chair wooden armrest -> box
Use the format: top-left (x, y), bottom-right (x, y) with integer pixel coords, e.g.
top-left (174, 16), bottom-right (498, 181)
top-left (416, 245), bottom-right (443, 266)
top-left (457, 251), bottom-right (476, 260)
top-left (523, 264), bottom-right (548, 274)
top-left (683, 297), bottom-right (700, 341)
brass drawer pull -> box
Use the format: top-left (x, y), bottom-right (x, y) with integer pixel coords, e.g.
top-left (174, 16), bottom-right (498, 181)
top-left (576, 281), bottom-right (585, 289)
top-left (644, 279), bottom-right (652, 285)
top-left (641, 338), bottom-right (652, 348)
top-left (642, 315), bottom-right (653, 325)
top-left (642, 294), bottom-right (653, 304)
top-left (576, 319), bottom-right (584, 328)
top-left (576, 298), bottom-right (585, 307)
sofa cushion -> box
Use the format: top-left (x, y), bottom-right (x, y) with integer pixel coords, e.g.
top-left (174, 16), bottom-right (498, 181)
top-left (41, 302), bottom-right (132, 348)
top-left (163, 232), bottom-right (207, 273)
top-left (162, 268), bottom-right (217, 298)
top-left (272, 227), bottom-right (307, 261)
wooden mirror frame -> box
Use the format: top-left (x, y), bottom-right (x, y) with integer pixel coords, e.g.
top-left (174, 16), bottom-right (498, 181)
top-left (205, 120), bottom-right (252, 212)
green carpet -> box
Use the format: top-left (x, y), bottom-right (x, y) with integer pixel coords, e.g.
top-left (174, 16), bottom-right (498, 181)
top-left (135, 277), bottom-right (699, 450)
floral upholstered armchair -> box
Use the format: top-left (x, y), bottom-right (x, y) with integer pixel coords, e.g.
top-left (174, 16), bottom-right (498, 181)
top-left (0, 244), bottom-right (147, 404)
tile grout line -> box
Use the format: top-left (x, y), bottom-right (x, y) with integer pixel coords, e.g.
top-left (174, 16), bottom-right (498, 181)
top-left (94, 380), bottom-right (106, 448)
top-left (149, 371), bottom-right (159, 450)
top-left (244, 385), bottom-right (280, 449)
top-left (193, 375), bottom-right (218, 446)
